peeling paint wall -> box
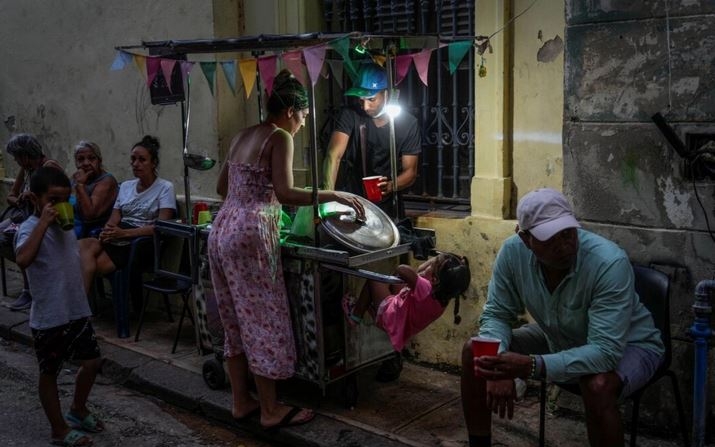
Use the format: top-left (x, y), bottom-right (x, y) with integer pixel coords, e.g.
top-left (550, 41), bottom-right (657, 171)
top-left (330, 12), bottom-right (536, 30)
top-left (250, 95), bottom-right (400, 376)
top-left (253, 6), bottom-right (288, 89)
top-left (564, 0), bottom-right (715, 429)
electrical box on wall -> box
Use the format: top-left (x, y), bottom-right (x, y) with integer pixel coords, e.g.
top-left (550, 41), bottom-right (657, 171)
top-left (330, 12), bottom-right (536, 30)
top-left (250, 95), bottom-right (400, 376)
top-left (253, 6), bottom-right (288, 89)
top-left (148, 53), bottom-right (186, 105)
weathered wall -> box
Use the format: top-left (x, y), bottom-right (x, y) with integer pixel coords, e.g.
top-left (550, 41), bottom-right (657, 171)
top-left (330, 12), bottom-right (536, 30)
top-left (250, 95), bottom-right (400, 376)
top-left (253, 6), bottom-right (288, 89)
top-left (0, 0), bottom-right (219, 198)
top-left (564, 0), bottom-right (715, 429)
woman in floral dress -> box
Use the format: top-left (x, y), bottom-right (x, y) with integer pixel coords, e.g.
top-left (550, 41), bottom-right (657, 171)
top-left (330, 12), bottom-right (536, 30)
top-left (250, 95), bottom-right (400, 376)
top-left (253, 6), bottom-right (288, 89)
top-left (208, 70), bottom-right (363, 430)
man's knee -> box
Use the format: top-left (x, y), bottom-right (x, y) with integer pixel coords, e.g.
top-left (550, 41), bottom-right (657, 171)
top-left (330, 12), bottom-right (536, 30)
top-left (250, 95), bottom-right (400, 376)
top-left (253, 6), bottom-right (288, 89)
top-left (580, 372), bottom-right (621, 403)
top-left (461, 339), bottom-right (474, 367)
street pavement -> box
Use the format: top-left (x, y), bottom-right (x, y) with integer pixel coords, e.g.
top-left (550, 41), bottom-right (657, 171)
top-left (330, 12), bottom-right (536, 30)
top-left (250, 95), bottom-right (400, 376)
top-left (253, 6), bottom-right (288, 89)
top-left (0, 263), bottom-right (693, 447)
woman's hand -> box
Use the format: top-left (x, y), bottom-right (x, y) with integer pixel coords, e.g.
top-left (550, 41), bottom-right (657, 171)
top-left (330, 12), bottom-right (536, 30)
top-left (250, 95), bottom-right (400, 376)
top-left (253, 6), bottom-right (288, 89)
top-left (73, 169), bottom-right (89, 186)
top-left (99, 223), bottom-right (126, 242)
top-left (333, 191), bottom-right (365, 221)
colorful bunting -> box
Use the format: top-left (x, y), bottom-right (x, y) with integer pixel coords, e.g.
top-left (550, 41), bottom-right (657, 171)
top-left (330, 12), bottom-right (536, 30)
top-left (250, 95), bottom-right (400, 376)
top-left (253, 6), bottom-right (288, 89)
top-left (282, 51), bottom-right (307, 86)
top-left (200, 62), bottom-right (217, 95)
top-left (133, 55), bottom-right (147, 81)
top-left (110, 51), bottom-right (133, 71)
top-left (326, 59), bottom-right (344, 89)
top-left (180, 61), bottom-right (195, 84)
top-left (330, 36), bottom-right (356, 81)
top-left (239, 59), bottom-right (257, 99)
top-left (448, 40), bottom-right (472, 74)
top-left (257, 55), bottom-right (277, 97)
top-left (146, 57), bottom-right (161, 87)
top-left (113, 35), bottom-right (469, 102)
top-left (220, 61), bottom-right (237, 95)
top-left (394, 54), bottom-right (413, 86)
top-left (412, 49), bottom-right (433, 87)
top-left (160, 59), bottom-right (176, 93)
top-left (303, 45), bottom-right (327, 86)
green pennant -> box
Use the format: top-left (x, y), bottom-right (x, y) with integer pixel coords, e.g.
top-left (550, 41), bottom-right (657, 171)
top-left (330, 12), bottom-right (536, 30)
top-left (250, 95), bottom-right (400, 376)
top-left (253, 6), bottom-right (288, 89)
top-left (330, 36), bottom-right (357, 81)
top-left (200, 62), bottom-right (217, 95)
top-left (448, 40), bottom-right (473, 74)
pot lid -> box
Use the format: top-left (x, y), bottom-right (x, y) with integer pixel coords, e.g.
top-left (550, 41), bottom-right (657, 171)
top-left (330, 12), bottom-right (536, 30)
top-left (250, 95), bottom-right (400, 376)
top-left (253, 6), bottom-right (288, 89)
top-left (318, 194), bottom-right (399, 252)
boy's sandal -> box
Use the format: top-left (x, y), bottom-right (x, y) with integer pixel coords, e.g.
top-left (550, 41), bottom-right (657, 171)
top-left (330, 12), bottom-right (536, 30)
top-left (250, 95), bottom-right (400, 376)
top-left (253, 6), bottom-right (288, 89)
top-left (66, 411), bottom-right (105, 433)
top-left (51, 429), bottom-right (93, 446)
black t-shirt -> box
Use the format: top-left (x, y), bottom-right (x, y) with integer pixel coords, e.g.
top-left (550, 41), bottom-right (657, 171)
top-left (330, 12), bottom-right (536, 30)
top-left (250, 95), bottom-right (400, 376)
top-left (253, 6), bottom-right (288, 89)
top-left (333, 107), bottom-right (421, 217)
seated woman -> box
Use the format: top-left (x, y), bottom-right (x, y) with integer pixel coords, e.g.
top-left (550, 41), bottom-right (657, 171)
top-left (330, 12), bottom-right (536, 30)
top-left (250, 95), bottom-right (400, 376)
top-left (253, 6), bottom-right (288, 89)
top-left (71, 140), bottom-right (118, 238)
top-left (79, 135), bottom-right (176, 303)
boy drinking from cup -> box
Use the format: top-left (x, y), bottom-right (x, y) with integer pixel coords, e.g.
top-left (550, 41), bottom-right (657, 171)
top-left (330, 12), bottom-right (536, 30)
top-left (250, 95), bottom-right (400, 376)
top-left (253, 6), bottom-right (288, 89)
top-left (15, 166), bottom-right (104, 446)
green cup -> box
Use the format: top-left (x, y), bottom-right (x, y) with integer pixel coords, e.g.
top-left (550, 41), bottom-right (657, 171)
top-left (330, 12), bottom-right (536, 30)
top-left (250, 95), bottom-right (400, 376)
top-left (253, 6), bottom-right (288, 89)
top-left (54, 202), bottom-right (74, 231)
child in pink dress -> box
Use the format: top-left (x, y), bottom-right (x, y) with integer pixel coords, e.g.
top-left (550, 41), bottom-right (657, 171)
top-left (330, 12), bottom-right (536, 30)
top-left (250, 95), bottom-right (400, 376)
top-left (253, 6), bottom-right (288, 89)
top-left (343, 252), bottom-right (470, 352)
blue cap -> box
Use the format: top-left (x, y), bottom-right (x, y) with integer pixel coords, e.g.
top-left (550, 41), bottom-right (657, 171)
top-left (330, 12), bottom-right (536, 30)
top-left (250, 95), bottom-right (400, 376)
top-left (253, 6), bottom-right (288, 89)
top-left (345, 63), bottom-right (387, 98)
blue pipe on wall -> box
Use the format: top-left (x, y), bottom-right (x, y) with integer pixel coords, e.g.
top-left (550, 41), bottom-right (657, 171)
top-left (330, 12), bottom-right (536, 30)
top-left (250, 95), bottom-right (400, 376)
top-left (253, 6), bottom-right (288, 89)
top-left (690, 280), bottom-right (715, 447)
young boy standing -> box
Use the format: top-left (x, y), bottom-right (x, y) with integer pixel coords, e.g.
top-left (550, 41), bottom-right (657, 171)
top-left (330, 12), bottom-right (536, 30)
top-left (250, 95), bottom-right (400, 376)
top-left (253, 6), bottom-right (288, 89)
top-left (16, 166), bottom-right (104, 446)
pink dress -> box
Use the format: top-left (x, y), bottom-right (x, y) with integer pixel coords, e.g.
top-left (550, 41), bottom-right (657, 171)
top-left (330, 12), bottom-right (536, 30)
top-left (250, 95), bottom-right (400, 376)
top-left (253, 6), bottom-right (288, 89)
top-left (207, 127), bottom-right (296, 379)
top-left (375, 276), bottom-right (445, 351)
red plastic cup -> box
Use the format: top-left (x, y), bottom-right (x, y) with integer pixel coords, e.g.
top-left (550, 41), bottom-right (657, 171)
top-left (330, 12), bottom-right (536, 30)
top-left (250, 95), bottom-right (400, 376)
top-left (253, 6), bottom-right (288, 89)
top-left (193, 202), bottom-right (208, 224)
top-left (362, 176), bottom-right (383, 202)
top-left (471, 336), bottom-right (500, 377)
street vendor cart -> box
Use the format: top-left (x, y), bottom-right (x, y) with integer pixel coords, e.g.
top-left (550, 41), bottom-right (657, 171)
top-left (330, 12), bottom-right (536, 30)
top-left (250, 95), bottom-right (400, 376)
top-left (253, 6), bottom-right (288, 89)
top-left (115, 33), bottom-right (437, 406)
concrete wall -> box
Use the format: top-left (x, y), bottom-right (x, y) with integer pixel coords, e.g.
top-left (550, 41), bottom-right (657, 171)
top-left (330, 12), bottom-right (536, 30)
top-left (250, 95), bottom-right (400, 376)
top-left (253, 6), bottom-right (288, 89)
top-left (563, 0), bottom-right (715, 429)
top-left (0, 0), bottom-right (219, 199)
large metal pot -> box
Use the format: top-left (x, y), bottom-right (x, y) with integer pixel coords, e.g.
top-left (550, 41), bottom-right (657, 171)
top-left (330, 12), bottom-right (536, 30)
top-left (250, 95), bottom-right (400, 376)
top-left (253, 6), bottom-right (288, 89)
top-left (291, 193), bottom-right (400, 253)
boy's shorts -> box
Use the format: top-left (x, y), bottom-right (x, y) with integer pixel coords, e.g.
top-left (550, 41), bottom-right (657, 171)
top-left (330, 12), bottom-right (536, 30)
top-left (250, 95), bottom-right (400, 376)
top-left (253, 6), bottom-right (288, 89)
top-left (32, 317), bottom-right (101, 376)
top-left (510, 323), bottom-right (663, 399)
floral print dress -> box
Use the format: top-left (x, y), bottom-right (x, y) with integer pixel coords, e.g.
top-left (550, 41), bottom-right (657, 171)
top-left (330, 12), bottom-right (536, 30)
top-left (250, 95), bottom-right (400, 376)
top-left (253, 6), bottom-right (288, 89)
top-left (207, 127), bottom-right (296, 379)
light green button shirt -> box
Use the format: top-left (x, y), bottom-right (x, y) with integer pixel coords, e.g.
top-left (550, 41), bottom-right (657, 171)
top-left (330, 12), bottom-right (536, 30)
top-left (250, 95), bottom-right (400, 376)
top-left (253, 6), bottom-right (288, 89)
top-left (479, 229), bottom-right (664, 383)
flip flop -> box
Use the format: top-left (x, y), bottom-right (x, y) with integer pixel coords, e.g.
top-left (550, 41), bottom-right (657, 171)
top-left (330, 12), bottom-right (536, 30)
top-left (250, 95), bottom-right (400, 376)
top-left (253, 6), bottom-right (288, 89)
top-left (51, 429), bottom-right (93, 446)
top-left (65, 412), bottom-right (105, 433)
top-left (261, 406), bottom-right (315, 432)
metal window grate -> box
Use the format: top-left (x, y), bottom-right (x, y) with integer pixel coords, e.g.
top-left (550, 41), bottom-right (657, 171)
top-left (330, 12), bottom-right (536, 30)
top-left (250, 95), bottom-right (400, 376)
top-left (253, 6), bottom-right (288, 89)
top-left (322, 0), bottom-right (475, 211)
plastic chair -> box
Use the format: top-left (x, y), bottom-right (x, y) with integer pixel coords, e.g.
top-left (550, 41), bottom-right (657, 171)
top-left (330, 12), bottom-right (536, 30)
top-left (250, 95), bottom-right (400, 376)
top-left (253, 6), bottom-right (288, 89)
top-left (137, 221), bottom-right (197, 353)
top-left (537, 264), bottom-right (688, 447)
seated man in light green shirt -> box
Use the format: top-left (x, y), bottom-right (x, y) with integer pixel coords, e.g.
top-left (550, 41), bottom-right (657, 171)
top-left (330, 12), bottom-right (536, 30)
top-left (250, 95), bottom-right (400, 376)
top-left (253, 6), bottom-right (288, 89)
top-left (461, 188), bottom-right (664, 447)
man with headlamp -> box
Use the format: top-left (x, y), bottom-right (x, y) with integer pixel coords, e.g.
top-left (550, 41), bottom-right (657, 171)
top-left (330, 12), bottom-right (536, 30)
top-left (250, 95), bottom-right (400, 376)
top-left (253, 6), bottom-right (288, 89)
top-left (322, 62), bottom-right (421, 219)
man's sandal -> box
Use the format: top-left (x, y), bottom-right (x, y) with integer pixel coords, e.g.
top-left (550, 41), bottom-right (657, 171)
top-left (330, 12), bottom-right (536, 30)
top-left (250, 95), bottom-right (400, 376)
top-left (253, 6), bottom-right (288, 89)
top-left (51, 429), bottom-right (92, 446)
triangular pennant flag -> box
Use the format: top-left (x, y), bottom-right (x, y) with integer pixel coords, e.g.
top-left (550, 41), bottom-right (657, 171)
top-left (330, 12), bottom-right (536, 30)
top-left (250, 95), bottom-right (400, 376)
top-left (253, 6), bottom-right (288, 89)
top-left (200, 62), bottom-right (217, 95)
top-left (160, 59), bottom-right (177, 93)
top-left (180, 61), bottom-right (195, 84)
top-left (394, 54), bottom-right (413, 86)
top-left (110, 51), bottom-right (133, 71)
top-left (412, 49), bottom-right (433, 86)
top-left (303, 44), bottom-right (327, 86)
top-left (220, 61), bottom-right (237, 95)
top-left (326, 59), bottom-right (344, 89)
top-left (133, 55), bottom-right (147, 81)
top-left (146, 57), bottom-right (161, 87)
top-left (330, 36), bottom-right (357, 80)
top-left (448, 40), bottom-right (472, 74)
top-left (282, 50), bottom-right (307, 87)
top-left (257, 55), bottom-right (277, 97)
top-left (239, 58), bottom-right (257, 99)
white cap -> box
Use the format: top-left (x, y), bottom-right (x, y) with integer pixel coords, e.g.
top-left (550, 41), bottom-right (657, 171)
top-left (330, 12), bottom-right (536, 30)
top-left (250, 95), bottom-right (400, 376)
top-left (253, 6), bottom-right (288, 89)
top-left (517, 188), bottom-right (581, 241)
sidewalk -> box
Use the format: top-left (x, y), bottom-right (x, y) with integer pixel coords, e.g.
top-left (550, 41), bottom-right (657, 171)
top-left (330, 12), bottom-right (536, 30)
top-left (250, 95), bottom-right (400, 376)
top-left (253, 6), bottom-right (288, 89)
top-left (0, 264), bottom-right (684, 447)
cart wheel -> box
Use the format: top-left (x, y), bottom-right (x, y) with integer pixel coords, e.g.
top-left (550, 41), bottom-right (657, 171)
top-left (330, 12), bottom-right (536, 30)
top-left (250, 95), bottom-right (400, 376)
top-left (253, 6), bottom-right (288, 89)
top-left (203, 358), bottom-right (227, 390)
top-left (343, 375), bottom-right (359, 408)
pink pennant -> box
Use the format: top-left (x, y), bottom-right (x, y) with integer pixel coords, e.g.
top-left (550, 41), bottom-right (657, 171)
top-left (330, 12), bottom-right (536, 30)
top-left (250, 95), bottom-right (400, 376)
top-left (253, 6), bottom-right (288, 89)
top-left (412, 49), bottom-right (433, 87)
top-left (146, 57), bottom-right (160, 87)
top-left (282, 51), bottom-right (307, 86)
top-left (303, 44), bottom-right (327, 86)
top-left (394, 54), bottom-right (413, 86)
top-left (160, 59), bottom-right (176, 93)
top-left (258, 55), bottom-right (277, 97)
